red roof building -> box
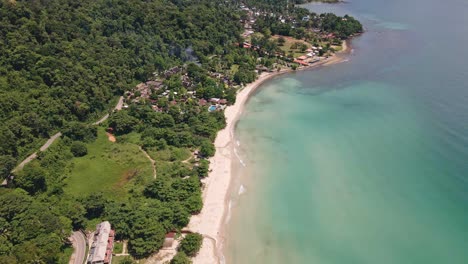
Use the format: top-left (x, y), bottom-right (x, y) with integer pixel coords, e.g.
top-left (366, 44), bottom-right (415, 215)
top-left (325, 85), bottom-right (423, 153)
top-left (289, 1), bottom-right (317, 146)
top-left (243, 42), bottom-right (252, 49)
top-left (198, 99), bottom-right (207, 106)
top-left (294, 59), bottom-right (309, 66)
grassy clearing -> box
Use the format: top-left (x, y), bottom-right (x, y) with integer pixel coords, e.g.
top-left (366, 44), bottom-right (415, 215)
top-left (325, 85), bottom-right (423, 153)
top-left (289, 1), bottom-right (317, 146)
top-left (117, 131), bottom-right (141, 145)
top-left (148, 146), bottom-right (192, 163)
top-left (114, 241), bottom-right (124, 254)
top-left (64, 128), bottom-right (152, 199)
top-left (271, 35), bottom-right (312, 58)
top-left (113, 255), bottom-right (136, 264)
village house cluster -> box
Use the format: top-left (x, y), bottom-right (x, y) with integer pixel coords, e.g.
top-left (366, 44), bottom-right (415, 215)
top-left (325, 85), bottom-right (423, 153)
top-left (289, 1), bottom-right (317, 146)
top-left (124, 66), bottom-right (231, 113)
top-left (238, 2), bottom-right (345, 67)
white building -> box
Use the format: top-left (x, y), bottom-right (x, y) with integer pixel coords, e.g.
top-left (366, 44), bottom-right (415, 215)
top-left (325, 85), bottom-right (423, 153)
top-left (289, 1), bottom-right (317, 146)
top-left (87, 221), bottom-right (115, 264)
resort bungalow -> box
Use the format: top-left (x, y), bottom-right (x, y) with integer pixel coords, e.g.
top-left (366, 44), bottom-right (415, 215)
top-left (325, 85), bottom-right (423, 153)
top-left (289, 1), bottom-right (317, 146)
top-left (198, 99), bottom-right (208, 106)
top-left (294, 59), bottom-right (309, 66)
top-left (210, 98), bottom-right (220, 103)
top-left (297, 55), bottom-right (308, 61)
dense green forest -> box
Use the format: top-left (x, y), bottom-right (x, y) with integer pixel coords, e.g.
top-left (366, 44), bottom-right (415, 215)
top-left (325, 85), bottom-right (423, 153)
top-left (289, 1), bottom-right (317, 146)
top-left (0, 0), bottom-right (242, 262)
top-left (0, 0), bottom-right (242, 164)
top-left (0, 0), bottom-right (362, 263)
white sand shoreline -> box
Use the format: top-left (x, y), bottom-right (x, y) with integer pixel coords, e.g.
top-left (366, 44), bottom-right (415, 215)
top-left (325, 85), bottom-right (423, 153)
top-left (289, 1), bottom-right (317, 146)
top-left (188, 42), bottom-right (351, 264)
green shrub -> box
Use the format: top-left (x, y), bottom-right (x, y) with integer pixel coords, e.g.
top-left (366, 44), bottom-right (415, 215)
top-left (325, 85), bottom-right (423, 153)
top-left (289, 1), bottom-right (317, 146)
top-left (179, 233), bottom-right (203, 257)
top-left (199, 141), bottom-right (215, 157)
top-left (70, 142), bottom-right (88, 157)
top-left (170, 252), bottom-right (192, 264)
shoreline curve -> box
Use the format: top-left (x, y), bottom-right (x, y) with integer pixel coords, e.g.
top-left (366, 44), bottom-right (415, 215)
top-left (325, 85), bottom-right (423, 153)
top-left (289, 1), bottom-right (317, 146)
top-left (188, 40), bottom-right (352, 264)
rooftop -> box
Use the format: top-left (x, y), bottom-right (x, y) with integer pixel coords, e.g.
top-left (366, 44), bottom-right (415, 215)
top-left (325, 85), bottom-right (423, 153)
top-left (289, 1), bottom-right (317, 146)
top-left (88, 221), bottom-right (114, 264)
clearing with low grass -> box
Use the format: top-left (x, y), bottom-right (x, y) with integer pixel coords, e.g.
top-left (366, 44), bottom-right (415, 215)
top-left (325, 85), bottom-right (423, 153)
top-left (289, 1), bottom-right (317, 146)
top-left (64, 128), bottom-right (152, 199)
top-left (271, 35), bottom-right (312, 57)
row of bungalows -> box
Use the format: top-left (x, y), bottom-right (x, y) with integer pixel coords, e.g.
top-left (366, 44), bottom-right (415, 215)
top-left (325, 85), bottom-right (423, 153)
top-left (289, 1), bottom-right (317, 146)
top-left (241, 42), bottom-right (260, 51)
top-left (163, 66), bottom-right (182, 78)
top-left (294, 59), bottom-right (310, 66)
top-left (199, 98), bottom-right (227, 106)
top-left (87, 221), bottom-right (115, 264)
top-left (294, 54), bottom-right (320, 66)
top-left (126, 80), bottom-right (164, 103)
top-left (208, 98), bottom-right (228, 112)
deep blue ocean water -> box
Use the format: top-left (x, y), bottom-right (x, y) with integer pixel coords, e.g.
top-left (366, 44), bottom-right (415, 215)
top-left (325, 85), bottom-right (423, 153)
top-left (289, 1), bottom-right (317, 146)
top-left (226, 0), bottom-right (468, 263)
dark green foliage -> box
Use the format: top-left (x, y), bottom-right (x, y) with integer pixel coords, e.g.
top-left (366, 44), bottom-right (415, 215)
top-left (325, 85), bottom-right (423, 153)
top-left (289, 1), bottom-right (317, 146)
top-left (128, 218), bottom-right (166, 259)
top-left (120, 256), bottom-right (137, 264)
top-left (196, 159), bottom-right (210, 178)
top-left (249, 2), bottom-right (362, 40)
top-left (179, 233), bottom-right (203, 257)
top-left (144, 176), bottom-right (202, 215)
top-left (0, 255), bottom-right (17, 264)
top-left (63, 122), bottom-right (97, 142)
top-left (80, 193), bottom-right (107, 219)
top-left (59, 199), bottom-right (87, 230)
top-left (0, 155), bottom-right (16, 180)
top-left (0, 0), bottom-right (243, 160)
top-left (200, 140), bottom-right (216, 157)
top-left (108, 111), bottom-right (139, 135)
top-left (171, 252), bottom-right (192, 264)
top-left (277, 36), bottom-right (286, 46)
top-left (320, 14), bottom-right (363, 38)
top-left (187, 63), bottom-right (207, 84)
top-left (234, 66), bottom-right (257, 85)
top-left (13, 162), bottom-right (47, 195)
top-left (0, 189), bottom-right (71, 262)
top-left (70, 141), bottom-right (87, 157)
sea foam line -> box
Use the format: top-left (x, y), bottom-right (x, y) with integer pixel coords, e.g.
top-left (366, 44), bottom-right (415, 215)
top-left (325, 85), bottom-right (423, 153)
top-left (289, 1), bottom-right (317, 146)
top-left (234, 148), bottom-right (246, 167)
top-left (238, 184), bottom-right (246, 195)
top-left (225, 200), bottom-right (233, 224)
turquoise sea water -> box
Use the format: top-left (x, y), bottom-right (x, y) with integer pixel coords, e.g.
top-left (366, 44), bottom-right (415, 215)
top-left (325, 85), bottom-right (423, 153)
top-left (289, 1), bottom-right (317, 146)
top-left (225, 0), bottom-right (468, 263)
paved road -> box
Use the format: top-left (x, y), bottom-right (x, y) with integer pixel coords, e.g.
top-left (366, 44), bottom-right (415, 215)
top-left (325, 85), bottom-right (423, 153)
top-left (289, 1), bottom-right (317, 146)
top-left (12, 132), bottom-right (62, 173)
top-left (11, 96), bottom-right (124, 174)
top-left (69, 231), bottom-right (86, 264)
top-left (93, 96), bottom-right (124, 125)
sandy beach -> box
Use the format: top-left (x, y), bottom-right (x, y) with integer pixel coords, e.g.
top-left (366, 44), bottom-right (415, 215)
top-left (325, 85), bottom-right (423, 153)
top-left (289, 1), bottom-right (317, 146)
top-left (187, 42), bottom-right (351, 264)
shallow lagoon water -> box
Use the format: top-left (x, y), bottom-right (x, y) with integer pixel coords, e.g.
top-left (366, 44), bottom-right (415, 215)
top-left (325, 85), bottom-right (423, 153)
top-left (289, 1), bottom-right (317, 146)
top-left (225, 0), bottom-right (468, 263)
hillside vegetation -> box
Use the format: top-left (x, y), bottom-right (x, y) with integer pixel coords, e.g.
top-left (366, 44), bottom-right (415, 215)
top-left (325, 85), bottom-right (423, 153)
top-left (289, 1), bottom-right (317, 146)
top-left (0, 0), bottom-right (241, 163)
